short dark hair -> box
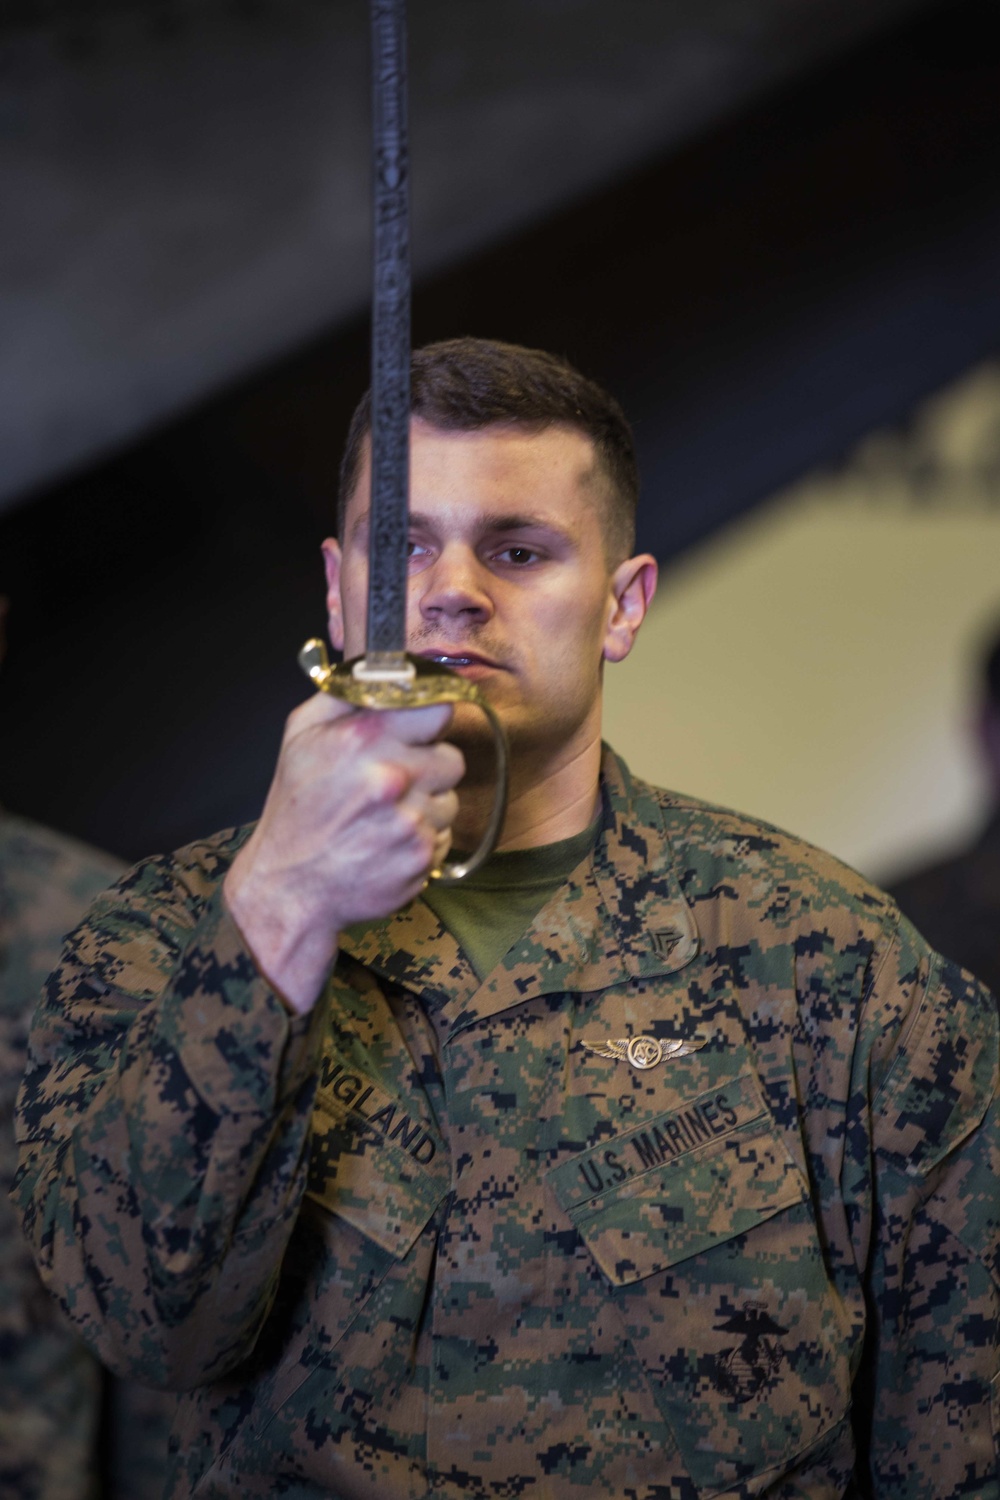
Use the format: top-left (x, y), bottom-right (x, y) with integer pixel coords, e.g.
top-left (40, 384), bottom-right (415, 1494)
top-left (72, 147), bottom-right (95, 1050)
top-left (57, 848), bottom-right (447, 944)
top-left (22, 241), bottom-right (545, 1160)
top-left (337, 337), bottom-right (639, 560)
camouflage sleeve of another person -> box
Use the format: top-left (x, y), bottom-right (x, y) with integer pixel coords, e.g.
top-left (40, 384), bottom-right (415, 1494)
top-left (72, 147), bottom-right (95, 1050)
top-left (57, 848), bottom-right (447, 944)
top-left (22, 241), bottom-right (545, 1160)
top-left (848, 913), bottom-right (1000, 1496)
top-left (0, 814), bottom-right (122, 1500)
top-left (12, 836), bottom-right (325, 1390)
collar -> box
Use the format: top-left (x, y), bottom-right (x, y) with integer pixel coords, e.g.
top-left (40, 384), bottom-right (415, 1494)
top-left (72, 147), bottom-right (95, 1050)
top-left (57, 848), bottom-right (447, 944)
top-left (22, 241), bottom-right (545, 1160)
top-left (338, 746), bottom-right (700, 1037)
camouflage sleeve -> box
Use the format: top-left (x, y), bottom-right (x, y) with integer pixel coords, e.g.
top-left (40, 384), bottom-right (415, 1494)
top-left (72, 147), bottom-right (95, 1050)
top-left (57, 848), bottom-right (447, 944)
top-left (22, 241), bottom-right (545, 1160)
top-left (0, 991), bottom-right (104, 1499)
top-left (12, 847), bottom-right (325, 1391)
top-left (849, 915), bottom-right (1000, 1496)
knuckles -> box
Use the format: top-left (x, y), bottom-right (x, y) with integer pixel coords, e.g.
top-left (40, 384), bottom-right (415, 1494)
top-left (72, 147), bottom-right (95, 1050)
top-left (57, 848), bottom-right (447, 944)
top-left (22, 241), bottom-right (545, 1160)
top-left (435, 741), bottom-right (466, 787)
top-left (364, 759), bottom-right (413, 806)
top-left (266, 697), bottom-right (461, 911)
top-left (284, 690), bottom-right (351, 736)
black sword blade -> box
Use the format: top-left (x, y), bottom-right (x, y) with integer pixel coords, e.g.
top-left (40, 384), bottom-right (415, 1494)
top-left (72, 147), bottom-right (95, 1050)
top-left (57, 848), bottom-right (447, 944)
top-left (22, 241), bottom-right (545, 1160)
top-left (366, 0), bottom-right (410, 664)
top-left (300, 0), bottom-right (508, 873)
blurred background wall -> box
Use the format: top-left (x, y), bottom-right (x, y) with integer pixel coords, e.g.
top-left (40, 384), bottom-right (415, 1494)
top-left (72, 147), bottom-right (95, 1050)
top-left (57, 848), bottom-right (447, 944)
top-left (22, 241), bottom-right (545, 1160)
top-left (1, 0), bottom-right (998, 884)
top-left (604, 362), bottom-right (1000, 880)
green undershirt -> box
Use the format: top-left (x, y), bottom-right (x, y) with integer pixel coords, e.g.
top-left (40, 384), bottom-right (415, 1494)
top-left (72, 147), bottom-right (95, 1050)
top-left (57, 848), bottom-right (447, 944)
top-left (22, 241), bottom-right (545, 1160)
top-left (421, 819), bottom-right (599, 982)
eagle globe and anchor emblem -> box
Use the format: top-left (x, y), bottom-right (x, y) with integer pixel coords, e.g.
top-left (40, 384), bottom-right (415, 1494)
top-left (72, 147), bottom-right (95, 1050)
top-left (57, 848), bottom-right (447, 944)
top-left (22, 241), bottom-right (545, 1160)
top-left (713, 1305), bottom-right (788, 1402)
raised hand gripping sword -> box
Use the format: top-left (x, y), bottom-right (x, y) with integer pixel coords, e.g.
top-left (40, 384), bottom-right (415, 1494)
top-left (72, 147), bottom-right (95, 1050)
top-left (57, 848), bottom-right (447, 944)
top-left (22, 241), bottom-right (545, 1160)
top-left (297, 0), bottom-right (508, 882)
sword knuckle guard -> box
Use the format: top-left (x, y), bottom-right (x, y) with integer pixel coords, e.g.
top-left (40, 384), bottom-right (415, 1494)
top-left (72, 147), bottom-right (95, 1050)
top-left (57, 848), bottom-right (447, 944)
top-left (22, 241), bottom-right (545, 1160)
top-left (297, 642), bottom-right (508, 883)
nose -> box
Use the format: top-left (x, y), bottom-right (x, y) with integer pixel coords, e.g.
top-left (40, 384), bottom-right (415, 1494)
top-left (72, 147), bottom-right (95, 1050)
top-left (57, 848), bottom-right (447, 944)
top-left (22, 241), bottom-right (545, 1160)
top-left (417, 544), bottom-right (493, 625)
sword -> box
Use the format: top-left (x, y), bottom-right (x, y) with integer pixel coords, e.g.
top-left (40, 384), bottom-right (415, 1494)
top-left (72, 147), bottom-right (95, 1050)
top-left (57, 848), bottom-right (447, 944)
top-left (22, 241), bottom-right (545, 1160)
top-left (297, 0), bottom-right (507, 883)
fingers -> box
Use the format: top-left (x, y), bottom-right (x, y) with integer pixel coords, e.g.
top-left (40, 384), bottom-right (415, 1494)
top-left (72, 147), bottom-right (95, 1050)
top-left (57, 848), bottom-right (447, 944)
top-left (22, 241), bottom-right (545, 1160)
top-left (276, 693), bottom-right (465, 877)
top-left (287, 688), bottom-right (361, 731)
top-left (391, 789), bottom-right (458, 866)
top-left (424, 789), bottom-right (459, 832)
top-left (318, 701), bottom-right (464, 796)
top-left (286, 693), bottom-right (452, 743)
top-left (409, 739), bottom-right (465, 795)
top-left (378, 702), bottom-right (454, 745)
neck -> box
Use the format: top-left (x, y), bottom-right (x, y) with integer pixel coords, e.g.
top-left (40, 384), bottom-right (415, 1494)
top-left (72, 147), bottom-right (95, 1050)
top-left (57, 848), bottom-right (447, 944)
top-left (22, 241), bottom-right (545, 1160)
top-left (453, 730), bottom-right (604, 853)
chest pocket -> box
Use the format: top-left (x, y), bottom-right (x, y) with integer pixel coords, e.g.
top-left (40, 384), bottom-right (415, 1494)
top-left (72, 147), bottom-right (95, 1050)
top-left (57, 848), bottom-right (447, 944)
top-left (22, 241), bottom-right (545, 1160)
top-left (548, 1074), bottom-right (852, 1496)
top-left (306, 1091), bottom-right (448, 1258)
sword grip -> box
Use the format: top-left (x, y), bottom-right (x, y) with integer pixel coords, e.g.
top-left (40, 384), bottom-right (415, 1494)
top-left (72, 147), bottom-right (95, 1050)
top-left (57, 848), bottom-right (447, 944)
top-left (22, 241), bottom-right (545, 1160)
top-left (298, 638), bottom-right (509, 883)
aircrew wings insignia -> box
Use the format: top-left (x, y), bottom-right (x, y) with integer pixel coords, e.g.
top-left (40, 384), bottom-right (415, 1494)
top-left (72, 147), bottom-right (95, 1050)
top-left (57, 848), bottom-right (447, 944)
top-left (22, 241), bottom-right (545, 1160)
top-left (583, 1038), bottom-right (632, 1062)
top-left (581, 1033), bottom-right (707, 1070)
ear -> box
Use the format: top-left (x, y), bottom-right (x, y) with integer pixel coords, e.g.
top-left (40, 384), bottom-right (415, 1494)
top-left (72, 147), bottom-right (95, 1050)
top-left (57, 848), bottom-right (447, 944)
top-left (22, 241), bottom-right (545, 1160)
top-left (602, 554), bottom-right (658, 664)
top-left (321, 538), bottom-right (345, 653)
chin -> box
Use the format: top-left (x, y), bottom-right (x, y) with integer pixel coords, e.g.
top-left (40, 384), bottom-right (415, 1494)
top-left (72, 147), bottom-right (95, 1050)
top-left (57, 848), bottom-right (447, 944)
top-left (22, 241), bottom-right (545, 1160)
top-left (445, 701), bottom-right (499, 747)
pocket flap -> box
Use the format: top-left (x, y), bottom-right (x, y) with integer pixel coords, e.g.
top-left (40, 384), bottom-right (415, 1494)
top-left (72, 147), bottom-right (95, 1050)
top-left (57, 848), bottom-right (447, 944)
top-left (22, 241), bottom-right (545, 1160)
top-left (548, 1075), bottom-right (806, 1283)
top-left (306, 1096), bottom-right (448, 1259)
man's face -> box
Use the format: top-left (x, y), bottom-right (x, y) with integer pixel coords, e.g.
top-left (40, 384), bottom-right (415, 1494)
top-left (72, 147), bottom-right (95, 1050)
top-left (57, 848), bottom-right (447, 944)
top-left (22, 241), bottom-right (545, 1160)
top-left (324, 419), bottom-right (655, 774)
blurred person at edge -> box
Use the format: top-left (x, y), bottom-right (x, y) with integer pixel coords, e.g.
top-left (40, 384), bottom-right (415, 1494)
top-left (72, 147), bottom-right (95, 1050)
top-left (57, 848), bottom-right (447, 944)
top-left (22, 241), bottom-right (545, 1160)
top-left (0, 596), bottom-right (173, 1499)
top-left (891, 620), bottom-right (1000, 998)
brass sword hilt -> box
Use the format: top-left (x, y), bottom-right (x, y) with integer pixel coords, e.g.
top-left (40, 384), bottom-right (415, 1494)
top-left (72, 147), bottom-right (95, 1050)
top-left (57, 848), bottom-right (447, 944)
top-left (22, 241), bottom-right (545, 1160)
top-left (298, 638), bottom-right (509, 883)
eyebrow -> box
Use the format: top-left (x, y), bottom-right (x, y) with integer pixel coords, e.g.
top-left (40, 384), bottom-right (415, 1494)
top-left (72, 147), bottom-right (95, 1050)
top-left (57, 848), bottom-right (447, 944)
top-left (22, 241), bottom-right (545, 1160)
top-left (408, 510), bottom-right (574, 539)
top-left (347, 508), bottom-right (577, 547)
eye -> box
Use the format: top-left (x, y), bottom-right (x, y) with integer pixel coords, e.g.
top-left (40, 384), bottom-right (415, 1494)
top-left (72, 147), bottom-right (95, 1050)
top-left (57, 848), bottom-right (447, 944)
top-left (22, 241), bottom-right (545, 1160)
top-left (494, 545), bottom-right (540, 566)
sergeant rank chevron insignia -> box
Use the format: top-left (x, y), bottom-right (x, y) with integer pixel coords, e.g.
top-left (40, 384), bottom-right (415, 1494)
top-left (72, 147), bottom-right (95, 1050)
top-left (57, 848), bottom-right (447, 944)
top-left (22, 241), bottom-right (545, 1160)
top-left (581, 1034), bottom-right (707, 1070)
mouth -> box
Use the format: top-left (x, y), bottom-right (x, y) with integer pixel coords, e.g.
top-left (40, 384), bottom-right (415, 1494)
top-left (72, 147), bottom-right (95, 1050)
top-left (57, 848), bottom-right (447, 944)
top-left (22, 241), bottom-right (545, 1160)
top-left (416, 649), bottom-right (503, 672)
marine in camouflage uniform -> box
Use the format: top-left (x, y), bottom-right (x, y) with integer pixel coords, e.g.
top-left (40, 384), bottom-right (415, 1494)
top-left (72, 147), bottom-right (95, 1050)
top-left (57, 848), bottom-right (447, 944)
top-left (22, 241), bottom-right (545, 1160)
top-left (12, 341), bottom-right (1000, 1497)
top-left (13, 755), bottom-right (1000, 1497)
top-left (0, 811), bottom-right (173, 1500)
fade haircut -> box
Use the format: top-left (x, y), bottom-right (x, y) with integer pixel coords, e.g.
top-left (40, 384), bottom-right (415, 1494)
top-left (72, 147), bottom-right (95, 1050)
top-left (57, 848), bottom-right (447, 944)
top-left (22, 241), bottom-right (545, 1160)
top-left (337, 337), bottom-right (639, 561)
